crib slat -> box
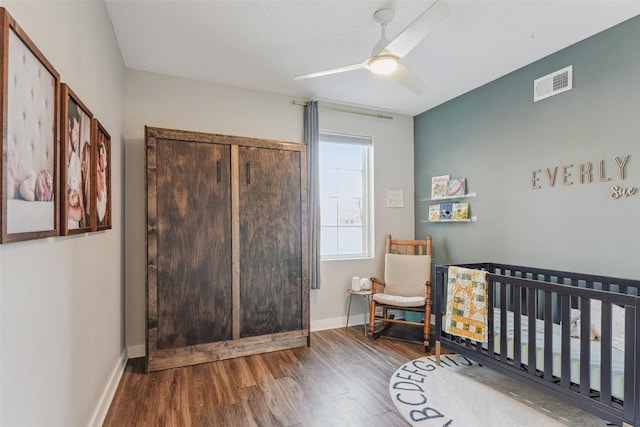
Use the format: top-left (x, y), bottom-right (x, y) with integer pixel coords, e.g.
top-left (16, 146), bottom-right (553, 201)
top-left (500, 283), bottom-right (508, 363)
top-left (624, 305), bottom-right (636, 422)
top-left (487, 279), bottom-right (495, 357)
top-left (543, 291), bottom-right (553, 381)
top-left (527, 288), bottom-right (536, 375)
top-left (513, 285), bottom-right (522, 367)
top-left (579, 297), bottom-right (591, 396)
top-left (560, 294), bottom-right (571, 388)
top-left (434, 268), bottom-right (444, 343)
top-left (634, 300), bottom-right (640, 426)
top-left (600, 301), bottom-right (612, 404)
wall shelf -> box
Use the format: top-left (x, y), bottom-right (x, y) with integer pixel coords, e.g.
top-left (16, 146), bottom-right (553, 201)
top-left (423, 192), bottom-right (477, 223)
top-left (420, 192), bottom-right (477, 202)
top-left (421, 217), bottom-right (478, 223)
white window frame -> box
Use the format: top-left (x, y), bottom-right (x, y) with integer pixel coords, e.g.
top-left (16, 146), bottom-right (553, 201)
top-left (319, 131), bottom-right (373, 260)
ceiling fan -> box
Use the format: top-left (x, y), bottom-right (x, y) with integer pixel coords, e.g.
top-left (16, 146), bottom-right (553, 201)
top-left (294, 0), bottom-right (449, 95)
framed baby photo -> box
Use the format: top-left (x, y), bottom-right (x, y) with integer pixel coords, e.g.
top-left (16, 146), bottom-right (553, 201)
top-left (60, 84), bottom-right (94, 236)
top-left (93, 119), bottom-right (111, 231)
top-left (0, 8), bottom-right (60, 243)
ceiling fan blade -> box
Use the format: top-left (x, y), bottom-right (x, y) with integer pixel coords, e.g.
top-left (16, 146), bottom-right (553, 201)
top-left (384, 0), bottom-right (449, 58)
top-left (295, 62), bottom-right (367, 80)
top-left (387, 63), bottom-right (428, 95)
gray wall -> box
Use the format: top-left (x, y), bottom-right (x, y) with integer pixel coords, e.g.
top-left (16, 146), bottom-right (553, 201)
top-left (0, 2), bottom-right (126, 426)
top-left (414, 16), bottom-right (640, 280)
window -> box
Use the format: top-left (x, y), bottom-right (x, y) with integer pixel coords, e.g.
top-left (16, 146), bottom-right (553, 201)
top-left (319, 132), bottom-right (372, 259)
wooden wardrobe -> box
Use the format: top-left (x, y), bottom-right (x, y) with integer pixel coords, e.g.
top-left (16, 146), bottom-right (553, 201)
top-left (145, 126), bottom-right (309, 372)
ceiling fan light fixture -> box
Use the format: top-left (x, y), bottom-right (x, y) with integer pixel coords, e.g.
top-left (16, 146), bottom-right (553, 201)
top-left (369, 55), bottom-right (398, 75)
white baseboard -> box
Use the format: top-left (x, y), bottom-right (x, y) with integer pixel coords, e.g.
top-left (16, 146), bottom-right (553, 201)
top-left (311, 309), bottom-right (407, 332)
top-left (311, 314), bottom-right (369, 332)
top-left (88, 348), bottom-right (127, 427)
top-left (127, 344), bottom-right (146, 358)
top-left (310, 310), bottom-right (430, 333)
top-left (311, 316), bottom-right (346, 332)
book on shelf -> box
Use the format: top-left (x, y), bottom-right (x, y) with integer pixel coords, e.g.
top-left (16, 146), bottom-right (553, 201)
top-left (439, 202), bottom-right (453, 220)
top-left (430, 175), bottom-right (450, 200)
top-left (429, 204), bottom-right (440, 222)
top-left (445, 178), bottom-right (466, 198)
top-left (452, 202), bottom-right (469, 220)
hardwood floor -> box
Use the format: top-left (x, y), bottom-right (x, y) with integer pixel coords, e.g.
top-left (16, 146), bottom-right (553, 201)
top-left (103, 326), bottom-right (429, 426)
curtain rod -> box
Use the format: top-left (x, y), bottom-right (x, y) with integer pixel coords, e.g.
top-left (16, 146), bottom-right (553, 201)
top-left (292, 100), bottom-right (393, 120)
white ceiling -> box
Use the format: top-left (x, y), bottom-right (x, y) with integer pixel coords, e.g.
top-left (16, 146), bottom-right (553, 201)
top-left (104, 0), bottom-right (640, 116)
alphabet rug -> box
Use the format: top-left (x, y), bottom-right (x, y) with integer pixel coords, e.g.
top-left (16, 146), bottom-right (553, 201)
top-left (389, 354), bottom-right (609, 426)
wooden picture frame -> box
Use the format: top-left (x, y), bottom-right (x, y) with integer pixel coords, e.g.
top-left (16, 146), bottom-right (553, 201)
top-left (93, 119), bottom-right (111, 230)
top-left (0, 8), bottom-right (60, 243)
top-left (60, 84), bottom-right (93, 235)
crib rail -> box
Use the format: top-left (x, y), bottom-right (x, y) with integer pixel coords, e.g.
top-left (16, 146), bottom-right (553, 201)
top-left (434, 263), bottom-right (640, 427)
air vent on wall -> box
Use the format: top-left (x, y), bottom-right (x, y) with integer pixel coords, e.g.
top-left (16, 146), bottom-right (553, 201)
top-left (534, 65), bottom-right (573, 102)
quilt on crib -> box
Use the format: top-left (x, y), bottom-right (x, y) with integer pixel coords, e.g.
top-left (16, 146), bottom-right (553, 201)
top-left (444, 266), bottom-right (489, 342)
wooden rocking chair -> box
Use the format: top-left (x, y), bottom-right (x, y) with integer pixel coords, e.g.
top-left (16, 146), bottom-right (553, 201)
top-left (368, 234), bottom-right (432, 350)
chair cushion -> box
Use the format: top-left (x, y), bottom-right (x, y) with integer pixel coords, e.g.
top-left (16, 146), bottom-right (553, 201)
top-left (384, 253), bottom-right (431, 297)
top-left (373, 293), bottom-right (426, 307)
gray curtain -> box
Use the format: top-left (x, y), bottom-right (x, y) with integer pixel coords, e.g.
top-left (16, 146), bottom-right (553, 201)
top-left (304, 100), bottom-right (321, 290)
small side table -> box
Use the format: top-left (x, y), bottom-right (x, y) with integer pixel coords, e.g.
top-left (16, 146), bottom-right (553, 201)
top-left (346, 288), bottom-right (373, 336)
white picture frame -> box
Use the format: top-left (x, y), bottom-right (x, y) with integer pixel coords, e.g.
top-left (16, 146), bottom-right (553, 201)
top-left (386, 188), bottom-right (404, 208)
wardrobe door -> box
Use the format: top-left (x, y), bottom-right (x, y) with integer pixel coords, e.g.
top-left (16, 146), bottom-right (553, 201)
top-left (154, 139), bottom-right (232, 349)
top-left (238, 146), bottom-right (302, 337)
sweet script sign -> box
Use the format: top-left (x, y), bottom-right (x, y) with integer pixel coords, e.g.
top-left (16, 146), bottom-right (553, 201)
top-left (531, 154), bottom-right (636, 199)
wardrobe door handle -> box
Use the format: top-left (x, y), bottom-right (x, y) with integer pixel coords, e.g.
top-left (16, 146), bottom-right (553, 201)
top-left (216, 160), bottom-right (221, 183)
top-left (246, 162), bottom-right (251, 185)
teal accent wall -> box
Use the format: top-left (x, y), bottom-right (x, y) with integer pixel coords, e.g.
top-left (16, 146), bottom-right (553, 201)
top-left (414, 15), bottom-right (640, 279)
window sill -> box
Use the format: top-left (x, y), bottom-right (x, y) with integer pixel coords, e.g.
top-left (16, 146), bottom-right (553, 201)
top-left (321, 255), bottom-right (374, 262)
